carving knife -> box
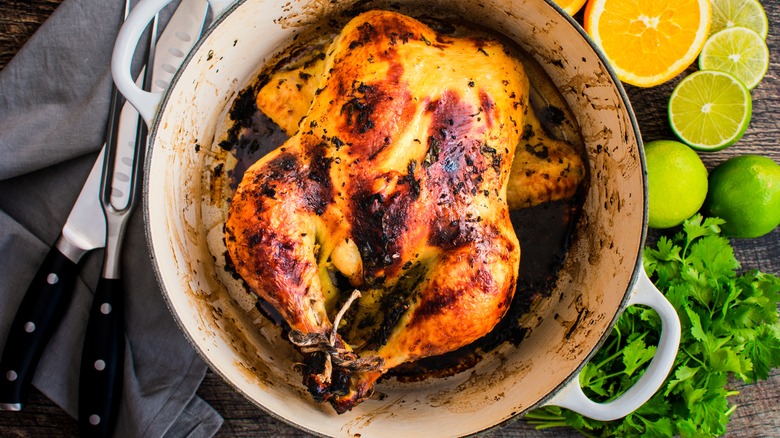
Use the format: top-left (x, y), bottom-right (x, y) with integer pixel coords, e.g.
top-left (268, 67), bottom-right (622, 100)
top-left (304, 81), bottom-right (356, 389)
top-left (0, 145), bottom-right (109, 412)
top-left (0, 0), bottom-right (209, 416)
top-left (77, 0), bottom-right (209, 436)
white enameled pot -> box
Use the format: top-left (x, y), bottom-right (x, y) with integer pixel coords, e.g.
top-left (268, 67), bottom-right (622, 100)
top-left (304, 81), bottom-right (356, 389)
top-left (113, 0), bottom-right (681, 436)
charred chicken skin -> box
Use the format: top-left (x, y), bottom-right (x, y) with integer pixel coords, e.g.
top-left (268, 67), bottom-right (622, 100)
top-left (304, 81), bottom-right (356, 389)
top-left (256, 23), bottom-right (585, 211)
top-left (226, 10), bottom-right (529, 413)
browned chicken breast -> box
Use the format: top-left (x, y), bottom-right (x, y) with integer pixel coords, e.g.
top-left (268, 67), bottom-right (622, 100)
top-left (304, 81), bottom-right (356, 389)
top-left (226, 10), bottom-right (527, 413)
top-left (255, 27), bottom-right (585, 211)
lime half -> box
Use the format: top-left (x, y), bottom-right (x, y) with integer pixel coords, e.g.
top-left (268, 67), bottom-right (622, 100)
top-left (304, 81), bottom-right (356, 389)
top-left (668, 70), bottom-right (752, 151)
top-left (699, 26), bottom-right (770, 90)
top-left (710, 0), bottom-right (769, 39)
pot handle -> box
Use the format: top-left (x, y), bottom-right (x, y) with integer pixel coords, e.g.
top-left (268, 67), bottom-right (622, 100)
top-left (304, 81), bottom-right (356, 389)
top-left (542, 267), bottom-right (681, 421)
top-left (112, 0), bottom-right (237, 126)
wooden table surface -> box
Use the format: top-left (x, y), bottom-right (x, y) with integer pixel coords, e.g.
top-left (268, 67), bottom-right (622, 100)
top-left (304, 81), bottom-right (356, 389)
top-left (2, 1), bottom-right (779, 437)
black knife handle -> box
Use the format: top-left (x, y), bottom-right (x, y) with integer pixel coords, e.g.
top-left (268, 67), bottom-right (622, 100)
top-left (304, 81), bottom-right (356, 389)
top-left (0, 245), bottom-right (81, 410)
top-left (78, 277), bottom-right (125, 438)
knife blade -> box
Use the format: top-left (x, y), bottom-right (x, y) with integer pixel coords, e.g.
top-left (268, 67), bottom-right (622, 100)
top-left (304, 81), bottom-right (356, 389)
top-left (152, 0), bottom-right (211, 93)
top-left (77, 0), bottom-right (209, 435)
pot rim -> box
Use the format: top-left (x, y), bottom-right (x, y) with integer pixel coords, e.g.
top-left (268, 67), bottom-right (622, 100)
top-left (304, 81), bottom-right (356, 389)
top-left (142, 0), bottom-right (648, 435)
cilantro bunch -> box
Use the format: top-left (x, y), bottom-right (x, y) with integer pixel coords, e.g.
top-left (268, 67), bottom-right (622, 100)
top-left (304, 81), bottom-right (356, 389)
top-left (525, 215), bottom-right (780, 437)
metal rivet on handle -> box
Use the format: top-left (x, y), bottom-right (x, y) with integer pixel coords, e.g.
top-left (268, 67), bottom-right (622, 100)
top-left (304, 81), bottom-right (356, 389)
top-left (46, 273), bottom-right (59, 285)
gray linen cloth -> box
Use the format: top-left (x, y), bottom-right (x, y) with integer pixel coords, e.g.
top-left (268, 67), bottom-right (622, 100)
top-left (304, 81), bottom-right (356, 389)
top-left (0, 0), bottom-right (224, 436)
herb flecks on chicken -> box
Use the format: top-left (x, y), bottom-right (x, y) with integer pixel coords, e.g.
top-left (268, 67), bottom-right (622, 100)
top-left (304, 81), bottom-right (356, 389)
top-left (255, 22), bottom-right (585, 211)
top-left (226, 10), bottom-right (527, 413)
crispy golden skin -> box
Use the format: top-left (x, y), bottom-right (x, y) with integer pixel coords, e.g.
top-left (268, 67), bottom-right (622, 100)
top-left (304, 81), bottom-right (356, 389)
top-left (256, 29), bottom-right (585, 211)
top-left (227, 10), bottom-right (527, 412)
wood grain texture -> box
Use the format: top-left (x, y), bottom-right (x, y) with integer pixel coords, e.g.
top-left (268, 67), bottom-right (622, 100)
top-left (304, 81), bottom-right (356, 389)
top-left (0, 0), bottom-right (778, 437)
top-left (0, 0), bottom-right (63, 69)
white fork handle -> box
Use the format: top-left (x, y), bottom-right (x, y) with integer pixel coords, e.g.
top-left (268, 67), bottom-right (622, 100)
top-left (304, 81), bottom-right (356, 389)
top-left (542, 267), bottom-right (681, 421)
top-left (112, 0), bottom-right (235, 126)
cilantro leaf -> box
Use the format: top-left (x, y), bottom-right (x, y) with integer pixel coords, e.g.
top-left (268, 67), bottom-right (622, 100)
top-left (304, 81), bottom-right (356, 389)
top-left (622, 337), bottom-right (656, 376)
top-left (685, 307), bottom-right (707, 342)
top-left (743, 323), bottom-right (780, 381)
top-left (688, 235), bottom-right (739, 283)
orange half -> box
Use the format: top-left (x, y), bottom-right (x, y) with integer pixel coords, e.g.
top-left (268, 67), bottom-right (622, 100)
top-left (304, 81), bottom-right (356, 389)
top-left (554, 0), bottom-right (588, 16)
top-left (584, 0), bottom-right (711, 87)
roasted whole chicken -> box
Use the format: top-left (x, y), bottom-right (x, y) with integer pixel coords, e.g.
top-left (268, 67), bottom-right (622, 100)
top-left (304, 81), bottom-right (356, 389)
top-left (226, 10), bottom-right (581, 413)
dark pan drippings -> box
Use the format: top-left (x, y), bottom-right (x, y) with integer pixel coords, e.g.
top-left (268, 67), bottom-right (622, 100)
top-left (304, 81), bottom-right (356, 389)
top-left (216, 12), bottom-right (587, 382)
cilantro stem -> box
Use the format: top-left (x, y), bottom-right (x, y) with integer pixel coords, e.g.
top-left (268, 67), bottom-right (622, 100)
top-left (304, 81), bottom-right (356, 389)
top-left (597, 330), bottom-right (650, 370)
top-left (524, 412), bottom-right (564, 421)
top-left (589, 370), bottom-right (629, 387)
top-left (595, 337), bottom-right (623, 369)
top-left (682, 234), bottom-right (693, 261)
top-left (682, 346), bottom-right (706, 367)
top-left (531, 421), bottom-right (570, 429)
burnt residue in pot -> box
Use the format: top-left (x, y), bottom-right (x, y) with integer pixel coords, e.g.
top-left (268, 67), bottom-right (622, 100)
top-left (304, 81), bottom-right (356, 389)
top-left (220, 93), bottom-right (287, 189)
top-left (211, 10), bottom-right (588, 382)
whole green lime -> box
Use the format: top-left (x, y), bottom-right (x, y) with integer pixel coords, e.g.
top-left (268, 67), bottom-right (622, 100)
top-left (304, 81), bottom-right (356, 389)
top-left (645, 140), bottom-right (709, 229)
top-left (704, 155), bottom-right (780, 238)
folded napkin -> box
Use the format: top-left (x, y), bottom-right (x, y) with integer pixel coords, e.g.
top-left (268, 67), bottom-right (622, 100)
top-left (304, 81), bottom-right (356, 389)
top-left (0, 0), bottom-right (223, 436)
